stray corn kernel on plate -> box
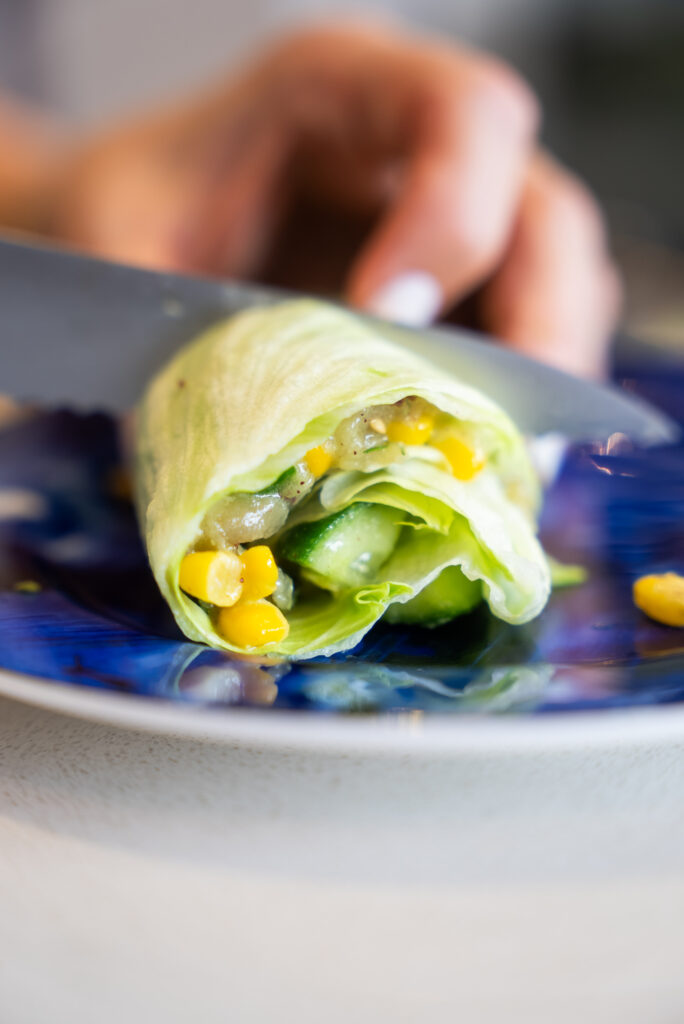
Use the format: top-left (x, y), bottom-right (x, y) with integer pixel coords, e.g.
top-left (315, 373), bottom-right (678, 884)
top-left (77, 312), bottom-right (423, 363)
top-left (633, 573), bottom-right (684, 628)
top-left (0, 317), bottom-right (684, 745)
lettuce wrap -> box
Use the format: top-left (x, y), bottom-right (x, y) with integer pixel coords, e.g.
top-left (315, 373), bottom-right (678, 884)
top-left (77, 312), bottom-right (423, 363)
top-left (135, 299), bottom-right (550, 658)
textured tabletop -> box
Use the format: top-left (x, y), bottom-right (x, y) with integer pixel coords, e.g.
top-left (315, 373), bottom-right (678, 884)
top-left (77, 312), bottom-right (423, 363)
top-left (0, 695), bottom-right (683, 1024)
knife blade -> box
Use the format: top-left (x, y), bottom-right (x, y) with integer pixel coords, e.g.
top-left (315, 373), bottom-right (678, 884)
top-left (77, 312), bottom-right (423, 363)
top-left (0, 235), bottom-right (677, 443)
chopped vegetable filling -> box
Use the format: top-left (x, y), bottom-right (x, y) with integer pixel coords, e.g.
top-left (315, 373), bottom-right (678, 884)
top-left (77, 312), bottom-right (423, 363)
top-left (239, 545), bottom-right (278, 601)
top-left (304, 445), bottom-right (333, 478)
top-left (218, 599), bottom-right (290, 646)
top-left (178, 550), bottom-right (243, 607)
top-left (433, 436), bottom-right (483, 480)
top-left (386, 414), bottom-right (434, 446)
top-left (181, 395), bottom-right (498, 650)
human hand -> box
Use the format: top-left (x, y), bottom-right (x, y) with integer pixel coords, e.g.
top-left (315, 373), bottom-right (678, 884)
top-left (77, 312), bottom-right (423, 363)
top-left (49, 20), bottom-right (620, 377)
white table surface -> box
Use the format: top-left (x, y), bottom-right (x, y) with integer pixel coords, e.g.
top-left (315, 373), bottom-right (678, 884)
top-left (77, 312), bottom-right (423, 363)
top-left (1, 693), bottom-right (683, 1024)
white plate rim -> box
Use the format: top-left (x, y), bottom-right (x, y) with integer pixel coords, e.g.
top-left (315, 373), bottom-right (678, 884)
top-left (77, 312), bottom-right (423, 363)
top-left (3, 665), bottom-right (684, 755)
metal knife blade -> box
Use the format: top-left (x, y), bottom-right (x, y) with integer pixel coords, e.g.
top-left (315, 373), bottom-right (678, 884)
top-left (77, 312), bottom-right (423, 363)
top-left (0, 236), bottom-right (677, 442)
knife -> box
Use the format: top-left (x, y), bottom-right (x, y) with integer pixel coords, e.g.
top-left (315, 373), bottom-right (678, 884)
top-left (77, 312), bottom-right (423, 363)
top-left (0, 235), bottom-right (677, 443)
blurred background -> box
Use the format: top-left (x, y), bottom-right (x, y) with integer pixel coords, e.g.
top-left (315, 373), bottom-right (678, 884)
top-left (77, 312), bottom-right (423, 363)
top-left (2, 0), bottom-right (683, 348)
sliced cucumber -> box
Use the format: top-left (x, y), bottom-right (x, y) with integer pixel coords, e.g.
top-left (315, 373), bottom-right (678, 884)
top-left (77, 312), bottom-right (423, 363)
top-left (261, 466), bottom-right (297, 495)
top-left (385, 566), bottom-right (482, 627)
top-left (279, 502), bottom-right (403, 588)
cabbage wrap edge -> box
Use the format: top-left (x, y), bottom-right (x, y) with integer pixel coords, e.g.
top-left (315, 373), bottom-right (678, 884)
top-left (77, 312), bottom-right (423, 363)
top-left (134, 299), bottom-right (550, 658)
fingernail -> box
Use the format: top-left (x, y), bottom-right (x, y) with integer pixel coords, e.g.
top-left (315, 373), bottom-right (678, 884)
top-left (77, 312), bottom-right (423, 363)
top-left (366, 272), bottom-right (442, 327)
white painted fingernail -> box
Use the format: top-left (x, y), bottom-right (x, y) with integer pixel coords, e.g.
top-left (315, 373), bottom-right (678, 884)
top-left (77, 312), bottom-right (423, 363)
top-left (367, 271), bottom-right (442, 327)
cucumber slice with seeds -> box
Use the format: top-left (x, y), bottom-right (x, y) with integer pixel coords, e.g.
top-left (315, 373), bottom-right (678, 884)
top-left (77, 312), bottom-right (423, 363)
top-left (279, 502), bottom-right (404, 588)
top-left (385, 566), bottom-right (482, 626)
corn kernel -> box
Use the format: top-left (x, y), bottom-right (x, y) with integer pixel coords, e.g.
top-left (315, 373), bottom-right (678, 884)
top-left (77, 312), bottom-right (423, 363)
top-left (240, 545), bottom-right (279, 600)
top-left (386, 415), bottom-right (434, 446)
top-left (304, 445), bottom-right (333, 478)
top-left (633, 572), bottom-right (684, 627)
top-left (179, 550), bottom-right (243, 606)
top-left (14, 579), bottom-right (41, 593)
top-left (433, 437), bottom-right (483, 480)
top-left (217, 600), bottom-right (290, 647)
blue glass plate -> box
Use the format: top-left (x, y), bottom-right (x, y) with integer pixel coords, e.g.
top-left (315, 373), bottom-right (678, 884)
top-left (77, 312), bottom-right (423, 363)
top-left (1, 353), bottom-right (683, 722)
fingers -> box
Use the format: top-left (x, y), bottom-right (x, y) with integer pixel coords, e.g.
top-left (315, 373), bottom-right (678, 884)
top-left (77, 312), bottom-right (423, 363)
top-left (346, 50), bottom-right (539, 325)
top-left (49, 14), bottom-right (618, 385)
top-left (56, 113), bottom-right (290, 279)
top-left (53, 131), bottom-right (199, 273)
top-left (480, 153), bottom-right (622, 378)
top-left (179, 119), bottom-right (291, 277)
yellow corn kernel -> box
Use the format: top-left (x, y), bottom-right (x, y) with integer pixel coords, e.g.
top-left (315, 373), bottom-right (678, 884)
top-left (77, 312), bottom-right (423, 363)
top-left (633, 572), bottom-right (684, 628)
top-left (304, 445), bottom-right (333, 478)
top-left (179, 550), bottom-right (243, 607)
top-left (386, 415), bottom-right (434, 446)
top-left (240, 545), bottom-right (279, 601)
top-left (433, 437), bottom-right (484, 480)
top-left (217, 600), bottom-right (290, 647)
top-left (14, 579), bottom-right (41, 593)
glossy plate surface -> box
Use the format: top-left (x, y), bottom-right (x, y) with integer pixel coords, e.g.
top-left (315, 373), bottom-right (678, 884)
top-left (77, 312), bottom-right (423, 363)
top-left (1, 352), bottom-right (683, 749)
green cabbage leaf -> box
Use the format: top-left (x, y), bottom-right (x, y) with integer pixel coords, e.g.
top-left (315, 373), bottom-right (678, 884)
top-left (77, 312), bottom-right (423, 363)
top-left (135, 300), bottom-right (550, 657)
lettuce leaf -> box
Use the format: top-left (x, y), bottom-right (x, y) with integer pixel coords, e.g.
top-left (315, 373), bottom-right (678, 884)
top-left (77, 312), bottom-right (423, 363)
top-left (318, 460), bottom-right (549, 623)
